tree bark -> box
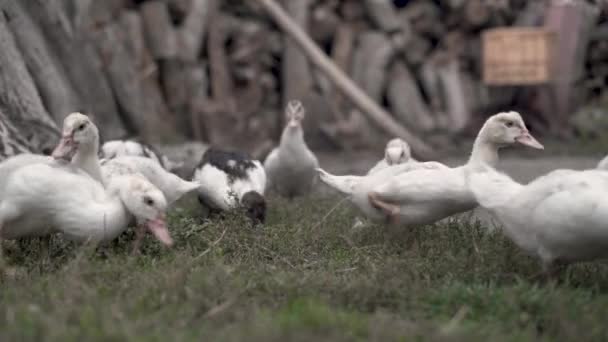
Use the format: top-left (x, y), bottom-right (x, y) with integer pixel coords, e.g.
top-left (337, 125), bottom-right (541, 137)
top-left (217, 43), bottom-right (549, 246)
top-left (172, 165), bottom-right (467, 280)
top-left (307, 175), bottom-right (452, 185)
top-left (3, 1), bottom-right (80, 123)
top-left (140, 0), bottom-right (177, 59)
top-left (20, 0), bottom-right (126, 140)
top-left (0, 7), bottom-right (59, 152)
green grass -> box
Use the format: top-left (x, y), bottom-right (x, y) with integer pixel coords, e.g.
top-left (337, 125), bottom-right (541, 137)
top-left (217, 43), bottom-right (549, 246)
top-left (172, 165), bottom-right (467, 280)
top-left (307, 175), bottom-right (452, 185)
top-left (2, 194), bottom-right (608, 341)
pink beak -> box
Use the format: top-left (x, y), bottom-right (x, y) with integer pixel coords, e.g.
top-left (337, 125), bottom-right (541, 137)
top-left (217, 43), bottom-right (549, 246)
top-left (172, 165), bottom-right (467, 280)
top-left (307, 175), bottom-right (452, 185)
top-left (516, 131), bottom-right (544, 150)
top-left (145, 214), bottom-right (173, 247)
top-left (52, 134), bottom-right (77, 160)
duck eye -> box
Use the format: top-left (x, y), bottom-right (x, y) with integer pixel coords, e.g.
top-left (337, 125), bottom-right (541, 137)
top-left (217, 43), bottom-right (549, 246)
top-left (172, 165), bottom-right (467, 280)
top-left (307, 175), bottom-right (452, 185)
top-left (504, 121), bottom-right (514, 128)
top-left (143, 196), bottom-right (154, 206)
top-left (77, 123), bottom-right (87, 131)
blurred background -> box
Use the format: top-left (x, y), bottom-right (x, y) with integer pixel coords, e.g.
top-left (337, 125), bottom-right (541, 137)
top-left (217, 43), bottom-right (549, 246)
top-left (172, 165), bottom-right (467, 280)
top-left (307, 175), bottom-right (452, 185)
top-left (1, 0), bottom-right (607, 163)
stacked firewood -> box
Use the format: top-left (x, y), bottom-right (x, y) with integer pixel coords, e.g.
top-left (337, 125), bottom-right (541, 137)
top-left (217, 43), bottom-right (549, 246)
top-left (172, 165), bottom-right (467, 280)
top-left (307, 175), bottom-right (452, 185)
top-left (0, 0), bottom-right (606, 158)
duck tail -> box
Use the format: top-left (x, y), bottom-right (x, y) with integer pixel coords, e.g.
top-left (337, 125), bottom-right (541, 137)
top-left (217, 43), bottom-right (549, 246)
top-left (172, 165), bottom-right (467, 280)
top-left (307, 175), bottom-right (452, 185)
top-left (465, 164), bottom-right (523, 209)
top-left (315, 168), bottom-right (360, 196)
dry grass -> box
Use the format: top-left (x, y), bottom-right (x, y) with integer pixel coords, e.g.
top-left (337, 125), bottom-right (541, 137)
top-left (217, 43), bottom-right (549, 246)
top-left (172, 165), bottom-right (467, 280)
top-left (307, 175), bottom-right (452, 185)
top-left (1, 194), bottom-right (608, 341)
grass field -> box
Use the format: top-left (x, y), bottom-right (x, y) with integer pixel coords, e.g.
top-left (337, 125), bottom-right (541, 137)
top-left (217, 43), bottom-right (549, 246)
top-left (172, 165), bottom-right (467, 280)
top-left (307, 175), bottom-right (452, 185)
top-left (2, 194), bottom-right (608, 341)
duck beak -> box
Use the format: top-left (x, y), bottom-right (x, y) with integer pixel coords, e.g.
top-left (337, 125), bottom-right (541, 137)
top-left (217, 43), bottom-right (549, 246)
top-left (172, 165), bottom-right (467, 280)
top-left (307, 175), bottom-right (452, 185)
top-left (516, 131), bottom-right (544, 150)
top-left (146, 214), bottom-right (173, 246)
top-left (52, 134), bottom-right (77, 160)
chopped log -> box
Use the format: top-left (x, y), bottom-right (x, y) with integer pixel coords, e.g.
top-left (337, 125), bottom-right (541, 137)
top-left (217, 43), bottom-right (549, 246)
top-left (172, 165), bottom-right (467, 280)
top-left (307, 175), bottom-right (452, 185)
top-left (207, 7), bottom-right (236, 113)
top-left (0, 8), bottom-right (59, 152)
top-left (464, 0), bottom-right (490, 28)
top-left (120, 10), bottom-right (177, 142)
top-left (229, 20), bottom-right (266, 66)
top-left (545, 0), bottom-right (600, 133)
top-left (403, 33), bottom-right (432, 66)
top-left (20, 0), bottom-right (126, 140)
top-left (419, 60), bottom-right (444, 114)
top-left (93, 21), bottom-right (163, 141)
top-left (364, 0), bottom-right (401, 33)
top-left (514, 0), bottom-right (546, 26)
top-left (310, 1), bottom-right (340, 44)
top-left (437, 59), bottom-right (471, 133)
top-left (140, 0), bottom-right (177, 59)
top-left (282, 0), bottom-right (314, 106)
top-left (330, 23), bottom-right (355, 116)
top-left (3, 1), bottom-right (80, 123)
top-left (184, 64), bottom-right (208, 141)
top-left (387, 62), bottom-right (435, 132)
top-left (87, 0), bottom-right (129, 27)
top-left (401, 0), bottom-right (443, 39)
top-left (160, 60), bottom-right (192, 117)
top-left (340, 0), bottom-right (365, 21)
top-left (175, 0), bottom-right (210, 61)
top-left (352, 31), bottom-right (394, 103)
top-left (256, 0), bottom-right (436, 158)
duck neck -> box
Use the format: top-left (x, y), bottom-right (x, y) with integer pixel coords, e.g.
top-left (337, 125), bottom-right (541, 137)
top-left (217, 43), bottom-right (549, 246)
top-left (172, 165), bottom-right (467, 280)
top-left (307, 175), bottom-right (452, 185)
top-left (280, 125), bottom-right (306, 153)
top-left (467, 135), bottom-right (499, 168)
top-left (73, 140), bottom-right (103, 184)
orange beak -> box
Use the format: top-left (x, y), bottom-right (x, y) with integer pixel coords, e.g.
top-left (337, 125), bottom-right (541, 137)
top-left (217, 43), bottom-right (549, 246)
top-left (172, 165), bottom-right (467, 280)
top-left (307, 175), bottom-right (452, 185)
top-left (52, 134), bottom-right (77, 160)
top-left (145, 214), bottom-right (173, 247)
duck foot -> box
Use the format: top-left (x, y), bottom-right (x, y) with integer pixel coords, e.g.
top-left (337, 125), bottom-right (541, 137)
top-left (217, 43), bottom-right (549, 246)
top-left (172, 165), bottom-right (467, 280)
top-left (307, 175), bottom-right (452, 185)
top-left (368, 192), bottom-right (400, 224)
top-left (38, 236), bottom-right (51, 273)
top-left (131, 225), bottom-right (146, 255)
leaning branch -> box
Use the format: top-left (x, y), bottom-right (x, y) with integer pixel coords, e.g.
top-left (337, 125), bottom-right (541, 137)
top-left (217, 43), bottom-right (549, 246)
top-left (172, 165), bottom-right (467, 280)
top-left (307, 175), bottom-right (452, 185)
top-left (255, 0), bottom-right (436, 158)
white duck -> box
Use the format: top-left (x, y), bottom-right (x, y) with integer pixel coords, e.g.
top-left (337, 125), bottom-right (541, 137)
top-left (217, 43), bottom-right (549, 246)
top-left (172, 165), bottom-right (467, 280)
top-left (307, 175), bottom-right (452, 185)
top-left (193, 148), bottom-right (267, 224)
top-left (0, 112), bottom-right (103, 195)
top-left (467, 164), bottom-right (608, 276)
top-left (0, 161), bottom-right (173, 246)
top-left (101, 156), bottom-right (199, 205)
top-left (596, 155), bottom-right (608, 170)
top-left (317, 160), bottom-right (448, 221)
top-left (323, 112), bottom-right (543, 225)
top-left (367, 111), bottom-right (544, 225)
top-left (367, 138), bottom-right (415, 174)
top-left (264, 100), bottom-right (319, 198)
top-left (100, 139), bottom-right (183, 172)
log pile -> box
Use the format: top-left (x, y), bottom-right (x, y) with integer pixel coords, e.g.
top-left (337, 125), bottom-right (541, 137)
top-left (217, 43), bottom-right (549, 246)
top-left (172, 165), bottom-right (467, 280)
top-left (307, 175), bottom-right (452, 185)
top-left (0, 0), bottom-right (607, 159)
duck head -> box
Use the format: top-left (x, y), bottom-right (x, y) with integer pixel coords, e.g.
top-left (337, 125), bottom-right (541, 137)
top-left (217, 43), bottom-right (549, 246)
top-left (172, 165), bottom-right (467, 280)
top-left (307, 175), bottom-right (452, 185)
top-left (384, 138), bottom-right (411, 166)
top-left (52, 112), bottom-right (100, 161)
top-left (479, 111), bottom-right (544, 150)
top-left (120, 177), bottom-right (174, 246)
top-left (241, 191), bottom-right (266, 225)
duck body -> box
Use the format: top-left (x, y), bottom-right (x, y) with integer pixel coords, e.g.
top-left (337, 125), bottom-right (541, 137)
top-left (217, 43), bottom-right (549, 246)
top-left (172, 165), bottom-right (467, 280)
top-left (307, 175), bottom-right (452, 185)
top-left (318, 161), bottom-right (450, 221)
top-left (264, 100), bottom-right (319, 198)
top-left (368, 112), bottom-right (544, 226)
top-left (100, 139), bottom-right (182, 172)
top-left (101, 156), bottom-right (199, 205)
top-left (468, 165), bottom-right (608, 270)
top-left (0, 161), bottom-right (172, 245)
top-left (193, 148), bottom-right (266, 223)
top-left (0, 162), bottom-right (126, 241)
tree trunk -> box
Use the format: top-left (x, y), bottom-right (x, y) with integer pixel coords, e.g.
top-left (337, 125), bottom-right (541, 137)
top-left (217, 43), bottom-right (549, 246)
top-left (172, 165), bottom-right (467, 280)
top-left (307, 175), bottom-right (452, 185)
top-left (3, 1), bottom-right (80, 124)
top-left (20, 0), bottom-right (126, 140)
top-left (0, 7), bottom-right (59, 153)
